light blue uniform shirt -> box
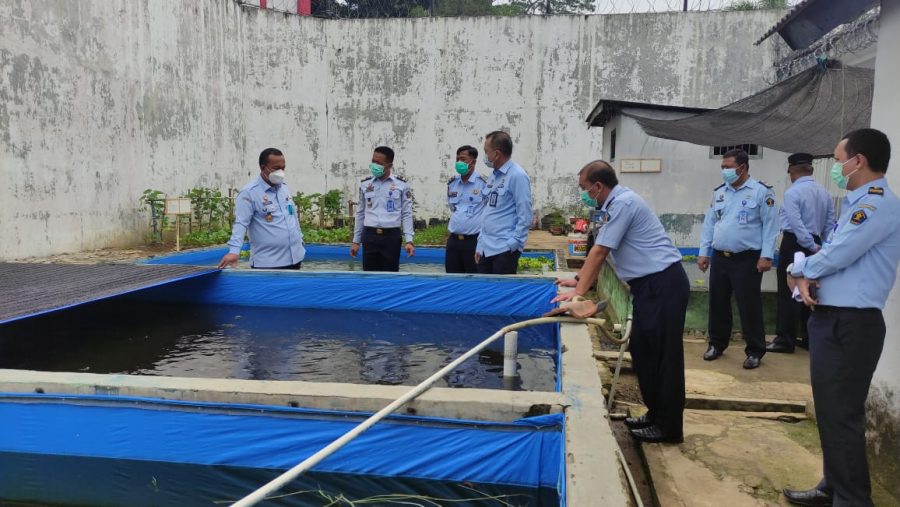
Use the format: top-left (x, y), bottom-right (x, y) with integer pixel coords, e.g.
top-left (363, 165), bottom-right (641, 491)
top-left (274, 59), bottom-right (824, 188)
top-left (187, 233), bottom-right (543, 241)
top-left (352, 174), bottom-right (414, 244)
top-left (791, 178), bottom-right (900, 309)
top-left (476, 160), bottom-right (533, 257)
top-left (447, 172), bottom-right (488, 236)
top-left (595, 185), bottom-right (683, 281)
top-left (227, 176), bottom-right (305, 268)
top-left (779, 176), bottom-right (835, 251)
top-left (700, 177), bottom-right (778, 259)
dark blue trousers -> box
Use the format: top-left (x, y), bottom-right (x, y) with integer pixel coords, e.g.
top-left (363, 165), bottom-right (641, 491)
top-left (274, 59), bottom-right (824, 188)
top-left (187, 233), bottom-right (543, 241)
top-left (628, 262), bottom-right (690, 437)
top-left (808, 307), bottom-right (885, 507)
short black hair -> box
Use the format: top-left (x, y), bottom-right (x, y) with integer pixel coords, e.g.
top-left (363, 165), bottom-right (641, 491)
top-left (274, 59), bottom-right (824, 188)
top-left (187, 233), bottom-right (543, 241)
top-left (374, 146), bottom-right (395, 163)
top-left (722, 149), bottom-right (749, 168)
top-left (258, 147), bottom-right (283, 167)
top-left (843, 128), bottom-right (891, 173)
top-left (486, 131), bottom-right (513, 157)
top-left (580, 160), bottom-right (618, 188)
top-left (456, 145), bottom-right (478, 159)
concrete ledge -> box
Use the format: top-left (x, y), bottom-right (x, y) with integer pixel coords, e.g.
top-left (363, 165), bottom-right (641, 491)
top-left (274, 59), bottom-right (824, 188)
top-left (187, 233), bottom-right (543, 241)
top-left (685, 393), bottom-right (807, 413)
top-left (0, 369), bottom-right (564, 422)
top-left (560, 322), bottom-right (632, 506)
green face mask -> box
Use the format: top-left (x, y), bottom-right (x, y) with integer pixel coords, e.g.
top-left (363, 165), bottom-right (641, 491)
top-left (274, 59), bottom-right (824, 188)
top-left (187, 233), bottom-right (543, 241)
top-left (370, 163), bottom-right (385, 178)
top-left (580, 189), bottom-right (597, 208)
top-left (455, 161), bottom-right (470, 175)
top-left (830, 158), bottom-right (858, 190)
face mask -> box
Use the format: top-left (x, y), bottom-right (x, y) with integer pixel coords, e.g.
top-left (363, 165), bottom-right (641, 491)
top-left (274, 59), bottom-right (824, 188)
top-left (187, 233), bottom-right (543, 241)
top-left (455, 161), bottom-right (470, 175)
top-left (370, 163), bottom-right (385, 178)
top-left (721, 167), bottom-right (739, 185)
top-left (267, 169), bottom-right (285, 185)
top-left (483, 152), bottom-right (495, 169)
top-left (580, 189), bottom-right (597, 208)
top-left (831, 157), bottom-right (858, 190)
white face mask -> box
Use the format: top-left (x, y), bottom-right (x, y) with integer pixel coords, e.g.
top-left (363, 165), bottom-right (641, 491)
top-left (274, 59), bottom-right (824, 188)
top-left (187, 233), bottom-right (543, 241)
top-left (268, 169), bottom-right (285, 185)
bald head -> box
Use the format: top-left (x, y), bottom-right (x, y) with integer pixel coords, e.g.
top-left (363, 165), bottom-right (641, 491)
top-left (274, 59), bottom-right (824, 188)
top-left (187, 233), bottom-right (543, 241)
top-left (579, 160), bottom-right (618, 188)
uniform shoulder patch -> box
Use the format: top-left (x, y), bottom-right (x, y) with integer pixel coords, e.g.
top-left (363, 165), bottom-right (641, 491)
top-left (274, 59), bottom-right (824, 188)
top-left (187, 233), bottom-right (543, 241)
top-left (714, 183), bottom-right (725, 191)
top-left (765, 196), bottom-right (775, 207)
top-left (850, 209), bottom-right (868, 225)
top-left (478, 174), bottom-right (488, 183)
top-left (447, 176), bottom-right (456, 185)
top-left (361, 176), bottom-right (372, 182)
top-left (759, 180), bottom-right (773, 189)
top-left (395, 175), bottom-right (407, 182)
top-left (868, 186), bottom-right (884, 196)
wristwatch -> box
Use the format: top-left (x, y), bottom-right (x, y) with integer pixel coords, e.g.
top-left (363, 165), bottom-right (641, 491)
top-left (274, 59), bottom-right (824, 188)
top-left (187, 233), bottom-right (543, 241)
top-left (574, 274), bottom-right (581, 282)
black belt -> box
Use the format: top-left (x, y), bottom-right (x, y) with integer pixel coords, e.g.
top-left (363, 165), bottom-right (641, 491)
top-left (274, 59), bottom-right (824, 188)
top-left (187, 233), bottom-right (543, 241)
top-left (713, 249), bottom-right (761, 259)
top-left (450, 233), bottom-right (478, 240)
top-left (814, 305), bottom-right (880, 314)
top-left (365, 226), bottom-right (400, 235)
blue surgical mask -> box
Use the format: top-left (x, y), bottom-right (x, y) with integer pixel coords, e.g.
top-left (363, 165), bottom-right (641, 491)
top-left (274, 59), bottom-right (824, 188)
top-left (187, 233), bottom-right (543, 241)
top-left (455, 161), bottom-right (470, 175)
top-left (830, 157), bottom-right (858, 190)
top-left (721, 167), bottom-right (738, 184)
top-left (483, 156), bottom-right (494, 170)
top-left (370, 163), bottom-right (385, 178)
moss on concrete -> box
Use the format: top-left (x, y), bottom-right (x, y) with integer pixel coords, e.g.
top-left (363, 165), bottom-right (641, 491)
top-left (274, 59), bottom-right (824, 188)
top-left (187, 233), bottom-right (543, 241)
top-left (684, 291), bottom-right (778, 335)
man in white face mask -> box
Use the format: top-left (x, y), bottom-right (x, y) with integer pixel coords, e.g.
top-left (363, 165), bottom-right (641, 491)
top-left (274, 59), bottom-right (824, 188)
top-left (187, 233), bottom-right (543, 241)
top-left (218, 147), bottom-right (306, 270)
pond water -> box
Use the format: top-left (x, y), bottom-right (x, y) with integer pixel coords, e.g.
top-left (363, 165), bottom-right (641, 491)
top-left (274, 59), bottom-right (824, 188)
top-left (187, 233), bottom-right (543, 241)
top-left (0, 299), bottom-right (558, 391)
top-left (0, 451), bottom-right (560, 506)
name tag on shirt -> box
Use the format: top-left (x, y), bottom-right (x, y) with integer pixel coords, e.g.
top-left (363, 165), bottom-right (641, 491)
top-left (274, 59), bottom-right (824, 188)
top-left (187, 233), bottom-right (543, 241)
top-left (386, 199), bottom-right (396, 212)
top-left (738, 210), bottom-right (748, 225)
top-left (489, 192), bottom-right (498, 207)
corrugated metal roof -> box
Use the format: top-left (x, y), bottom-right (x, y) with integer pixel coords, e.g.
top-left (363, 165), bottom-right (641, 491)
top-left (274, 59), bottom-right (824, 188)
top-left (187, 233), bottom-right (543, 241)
top-left (0, 263), bottom-right (217, 324)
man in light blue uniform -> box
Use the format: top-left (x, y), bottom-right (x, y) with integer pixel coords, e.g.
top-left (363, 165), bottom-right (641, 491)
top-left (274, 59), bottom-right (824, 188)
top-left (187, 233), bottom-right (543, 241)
top-left (476, 131), bottom-right (532, 275)
top-left (768, 153), bottom-right (835, 353)
top-left (350, 146), bottom-right (415, 271)
top-left (445, 145), bottom-right (488, 273)
top-left (784, 129), bottom-right (900, 507)
top-left (218, 148), bottom-right (305, 270)
top-left (555, 161), bottom-right (689, 443)
top-left (698, 149), bottom-right (778, 369)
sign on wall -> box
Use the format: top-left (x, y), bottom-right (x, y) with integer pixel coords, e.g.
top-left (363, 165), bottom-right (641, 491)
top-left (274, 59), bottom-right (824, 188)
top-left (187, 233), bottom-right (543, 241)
top-left (619, 158), bottom-right (662, 173)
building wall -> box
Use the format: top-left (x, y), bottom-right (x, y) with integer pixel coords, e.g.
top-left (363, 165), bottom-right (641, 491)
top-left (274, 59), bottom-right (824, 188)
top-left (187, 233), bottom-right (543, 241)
top-left (868, 0), bottom-right (900, 499)
top-left (0, 0), bottom-right (784, 259)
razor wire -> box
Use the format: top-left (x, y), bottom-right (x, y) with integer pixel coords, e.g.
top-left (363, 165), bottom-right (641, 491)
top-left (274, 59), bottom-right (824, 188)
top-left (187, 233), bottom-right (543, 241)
top-left (237, 0), bottom-right (795, 19)
top-left (773, 5), bottom-right (880, 82)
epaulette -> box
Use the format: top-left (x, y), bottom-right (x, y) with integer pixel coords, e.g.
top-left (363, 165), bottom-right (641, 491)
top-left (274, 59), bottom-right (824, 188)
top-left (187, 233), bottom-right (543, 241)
top-left (477, 174), bottom-right (488, 183)
top-left (759, 180), bottom-right (773, 189)
top-left (714, 183), bottom-right (725, 191)
top-left (447, 176), bottom-right (457, 185)
top-left (868, 186), bottom-right (884, 196)
top-left (395, 175), bottom-right (407, 182)
top-left (361, 176), bottom-right (372, 182)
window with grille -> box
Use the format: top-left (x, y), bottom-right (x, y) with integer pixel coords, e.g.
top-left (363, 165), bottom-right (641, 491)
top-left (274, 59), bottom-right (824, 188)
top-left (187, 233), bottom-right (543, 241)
top-left (709, 144), bottom-right (762, 159)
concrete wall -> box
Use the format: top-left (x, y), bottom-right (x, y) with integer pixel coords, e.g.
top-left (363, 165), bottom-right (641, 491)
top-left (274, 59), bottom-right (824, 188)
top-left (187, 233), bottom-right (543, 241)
top-left (0, 1), bottom-right (784, 259)
top-left (868, 0), bottom-right (900, 499)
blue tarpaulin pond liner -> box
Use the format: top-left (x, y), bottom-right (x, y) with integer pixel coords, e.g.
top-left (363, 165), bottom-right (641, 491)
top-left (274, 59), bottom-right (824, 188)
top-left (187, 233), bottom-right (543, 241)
top-left (0, 394), bottom-right (564, 505)
top-left (142, 243), bottom-right (557, 267)
top-left (131, 269), bottom-right (558, 318)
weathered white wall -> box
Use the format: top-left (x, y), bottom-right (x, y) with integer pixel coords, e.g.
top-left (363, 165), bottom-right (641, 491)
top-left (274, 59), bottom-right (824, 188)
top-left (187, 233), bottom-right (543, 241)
top-left (0, 0), bottom-right (785, 259)
top-left (868, 0), bottom-right (900, 497)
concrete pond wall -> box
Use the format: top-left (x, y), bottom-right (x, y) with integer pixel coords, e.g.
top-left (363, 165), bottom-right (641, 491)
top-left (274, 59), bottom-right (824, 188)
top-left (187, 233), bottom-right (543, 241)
top-left (0, 0), bottom-right (784, 259)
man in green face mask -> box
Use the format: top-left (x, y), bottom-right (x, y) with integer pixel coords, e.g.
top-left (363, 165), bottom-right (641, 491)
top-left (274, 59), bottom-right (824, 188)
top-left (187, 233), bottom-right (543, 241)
top-left (350, 146), bottom-right (415, 271)
top-left (445, 145), bottom-right (488, 273)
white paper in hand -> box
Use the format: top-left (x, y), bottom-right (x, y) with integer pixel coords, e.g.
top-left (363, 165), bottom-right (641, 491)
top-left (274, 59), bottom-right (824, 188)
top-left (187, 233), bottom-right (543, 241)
top-left (791, 251), bottom-right (807, 302)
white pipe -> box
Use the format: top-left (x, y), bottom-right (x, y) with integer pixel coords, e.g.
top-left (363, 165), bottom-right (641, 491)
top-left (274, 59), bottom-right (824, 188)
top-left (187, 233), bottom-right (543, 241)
top-left (502, 331), bottom-right (518, 378)
top-left (231, 315), bottom-right (606, 507)
top-left (616, 448), bottom-right (644, 507)
top-left (606, 316), bottom-right (633, 412)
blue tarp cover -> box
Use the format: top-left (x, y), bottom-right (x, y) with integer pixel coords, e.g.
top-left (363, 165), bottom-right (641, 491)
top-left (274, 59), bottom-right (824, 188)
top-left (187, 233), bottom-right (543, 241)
top-left (134, 270), bottom-right (558, 318)
top-left (0, 394), bottom-right (563, 490)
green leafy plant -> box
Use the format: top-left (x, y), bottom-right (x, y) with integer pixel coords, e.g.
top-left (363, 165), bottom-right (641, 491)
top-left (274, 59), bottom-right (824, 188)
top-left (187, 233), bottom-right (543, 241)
top-left (303, 226), bottom-right (352, 244)
top-left (318, 189), bottom-right (344, 224)
top-left (415, 223), bottom-right (449, 246)
top-left (518, 256), bottom-right (554, 273)
top-left (185, 187), bottom-right (232, 233)
top-left (139, 189), bottom-right (169, 244)
top-left (294, 191), bottom-right (322, 228)
top-left (181, 228), bottom-right (231, 247)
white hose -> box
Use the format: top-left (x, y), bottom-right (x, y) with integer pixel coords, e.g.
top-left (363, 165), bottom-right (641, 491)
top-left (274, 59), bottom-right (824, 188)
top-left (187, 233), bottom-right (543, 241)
top-left (606, 315), bottom-right (633, 411)
top-left (231, 315), bottom-right (606, 507)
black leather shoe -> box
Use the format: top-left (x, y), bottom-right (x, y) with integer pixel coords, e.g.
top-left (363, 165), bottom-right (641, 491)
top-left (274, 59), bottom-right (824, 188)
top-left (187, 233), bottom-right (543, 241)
top-left (630, 425), bottom-right (683, 443)
top-left (766, 340), bottom-right (795, 353)
top-left (624, 414), bottom-right (653, 429)
top-left (743, 355), bottom-right (761, 369)
top-left (783, 487), bottom-right (832, 506)
top-left (796, 338), bottom-right (810, 350)
top-left (703, 345), bottom-right (722, 361)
